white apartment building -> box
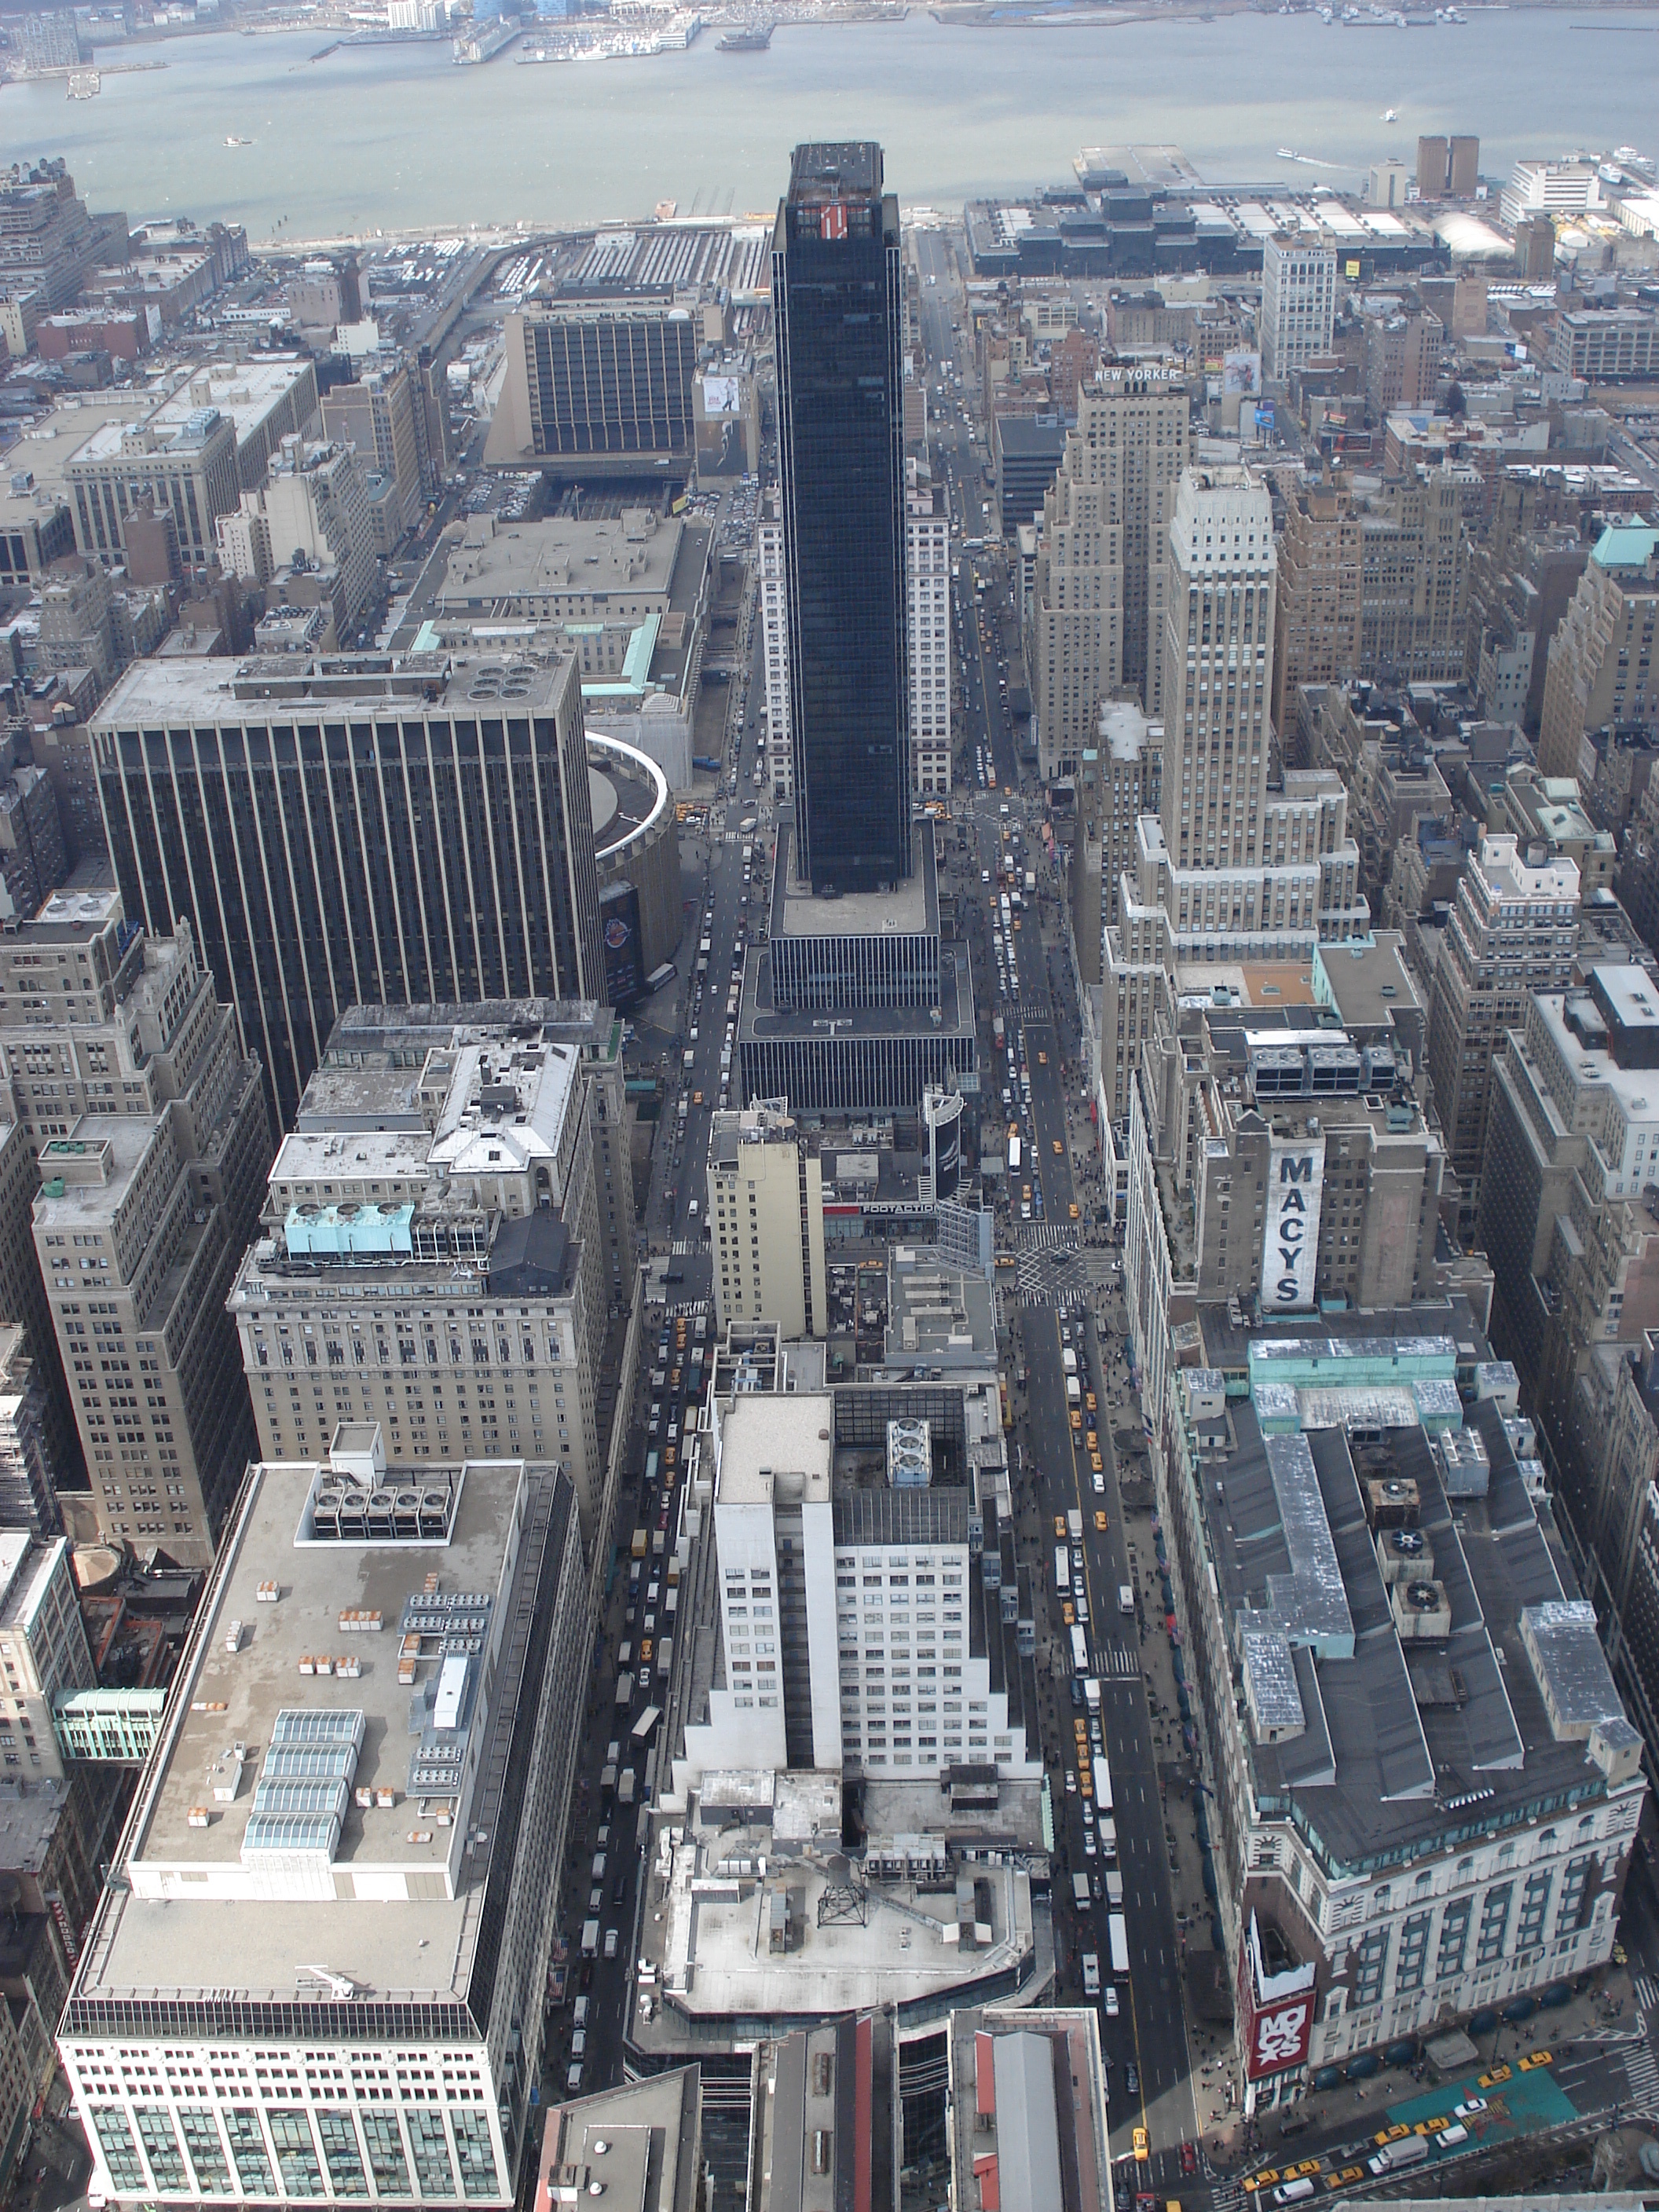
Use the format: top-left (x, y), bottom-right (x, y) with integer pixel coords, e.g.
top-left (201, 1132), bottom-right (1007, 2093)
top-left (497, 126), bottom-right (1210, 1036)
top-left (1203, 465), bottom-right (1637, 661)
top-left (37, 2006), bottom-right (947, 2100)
top-left (1260, 236), bottom-right (1337, 382)
top-left (706, 1098), bottom-right (826, 1339)
top-left (907, 467), bottom-right (951, 797)
top-left (679, 1389), bottom-right (1040, 1787)
top-left (757, 504), bottom-right (793, 797)
top-left (1500, 158), bottom-right (1602, 229)
top-left (58, 1432), bottom-right (588, 2209)
top-left (759, 477), bottom-right (951, 800)
top-left (0, 1529), bottom-right (94, 1778)
top-left (228, 1005), bottom-right (634, 1560)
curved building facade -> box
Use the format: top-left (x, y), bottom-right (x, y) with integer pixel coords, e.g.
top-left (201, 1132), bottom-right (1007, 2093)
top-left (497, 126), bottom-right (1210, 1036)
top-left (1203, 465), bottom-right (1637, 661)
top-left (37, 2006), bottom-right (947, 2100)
top-left (588, 731), bottom-right (680, 1002)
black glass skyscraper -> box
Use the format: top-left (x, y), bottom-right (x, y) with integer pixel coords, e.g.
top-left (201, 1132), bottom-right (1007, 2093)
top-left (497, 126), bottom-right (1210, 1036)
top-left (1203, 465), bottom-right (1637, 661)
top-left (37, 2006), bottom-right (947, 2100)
top-left (773, 141), bottom-right (910, 895)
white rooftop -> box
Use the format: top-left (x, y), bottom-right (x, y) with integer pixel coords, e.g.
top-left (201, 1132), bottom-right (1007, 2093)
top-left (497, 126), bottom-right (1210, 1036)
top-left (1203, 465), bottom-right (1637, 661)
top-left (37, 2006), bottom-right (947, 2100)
top-left (713, 1395), bottom-right (833, 1506)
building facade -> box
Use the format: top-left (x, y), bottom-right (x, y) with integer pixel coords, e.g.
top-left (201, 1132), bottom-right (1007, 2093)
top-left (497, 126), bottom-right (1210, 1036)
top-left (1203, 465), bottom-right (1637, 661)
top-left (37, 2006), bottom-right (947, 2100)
top-left (0, 1532), bottom-right (95, 1781)
top-left (1260, 237), bottom-right (1336, 382)
top-left (706, 1100), bottom-right (827, 1340)
top-left (906, 465), bottom-right (951, 798)
top-left (59, 1437), bottom-right (588, 2210)
top-left (772, 142), bottom-right (910, 895)
top-left (1538, 526), bottom-right (1659, 782)
top-left (92, 650), bottom-right (602, 1130)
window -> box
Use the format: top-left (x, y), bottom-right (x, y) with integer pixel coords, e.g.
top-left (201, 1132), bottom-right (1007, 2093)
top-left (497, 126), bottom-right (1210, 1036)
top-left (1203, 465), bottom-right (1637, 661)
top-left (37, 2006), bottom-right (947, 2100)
top-left (309, 2111), bottom-right (368, 2197)
top-left (407, 2112), bottom-right (456, 2199)
top-left (1435, 1897), bottom-right (1471, 1982)
top-left (92, 2109), bottom-right (146, 2192)
top-left (224, 2111), bottom-right (276, 2196)
top-left (135, 2108), bottom-right (188, 2192)
top-left (450, 2111), bottom-right (500, 2201)
top-left (1396, 1912), bottom-right (1431, 1994)
top-left (1353, 1925), bottom-right (1390, 2008)
top-left (1476, 1883), bottom-right (1513, 1968)
top-left (1556, 1855), bottom-right (1592, 1939)
top-left (268, 2111), bottom-right (323, 2197)
top-left (1518, 1870), bottom-right (1552, 1953)
top-left (178, 2111), bottom-right (233, 2196)
top-left (357, 2115), bottom-right (413, 2198)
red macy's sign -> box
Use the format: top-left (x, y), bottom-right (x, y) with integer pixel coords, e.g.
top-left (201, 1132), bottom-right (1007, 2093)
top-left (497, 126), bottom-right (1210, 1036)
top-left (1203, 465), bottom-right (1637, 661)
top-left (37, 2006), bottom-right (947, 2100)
top-left (819, 203), bottom-right (848, 241)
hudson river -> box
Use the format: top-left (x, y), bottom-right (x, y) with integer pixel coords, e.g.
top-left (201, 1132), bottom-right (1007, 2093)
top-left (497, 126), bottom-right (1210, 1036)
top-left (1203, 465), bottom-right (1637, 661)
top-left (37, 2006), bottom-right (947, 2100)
top-left (3, 9), bottom-right (1656, 242)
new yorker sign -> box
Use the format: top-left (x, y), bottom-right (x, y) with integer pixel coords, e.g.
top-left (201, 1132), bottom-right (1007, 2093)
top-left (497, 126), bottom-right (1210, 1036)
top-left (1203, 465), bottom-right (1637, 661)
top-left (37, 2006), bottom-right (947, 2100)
top-left (1261, 1137), bottom-right (1325, 1313)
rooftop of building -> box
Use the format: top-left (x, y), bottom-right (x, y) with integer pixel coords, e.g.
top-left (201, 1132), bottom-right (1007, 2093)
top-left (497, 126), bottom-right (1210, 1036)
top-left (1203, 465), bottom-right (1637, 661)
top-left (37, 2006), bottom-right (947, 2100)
top-left (533, 2067), bottom-right (702, 2212)
top-left (0, 1529), bottom-right (63, 1637)
top-left (71, 1440), bottom-right (573, 2014)
top-left (1174, 961), bottom-right (1319, 1010)
top-left (589, 732), bottom-right (671, 859)
top-left (712, 1395), bottom-right (833, 1507)
top-left (90, 646), bottom-right (577, 729)
top-left (884, 1247), bottom-right (998, 1369)
top-left (1472, 832), bottom-right (1581, 904)
top-left (1097, 697), bottom-right (1154, 764)
top-left (1592, 523), bottom-right (1659, 572)
top-left (1188, 1299), bottom-right (1637, 1877)
top-left (435, 509), bottom-right (697, 608)
top-left (772, 813), bottom-right (932, 940)
top-left (31, 1112), bottom-right (162, 1230)
top-left (946, 2007), bottom-right (1112, 2212)
top-left (789, 141), bottom-right (883, 202)
top-left (62, 356), bottom-right (314, 467)
top-left (1313, 933), bottom-right (1424, 1033)
top-left (1535, 972), bottom-right (1659, 1108)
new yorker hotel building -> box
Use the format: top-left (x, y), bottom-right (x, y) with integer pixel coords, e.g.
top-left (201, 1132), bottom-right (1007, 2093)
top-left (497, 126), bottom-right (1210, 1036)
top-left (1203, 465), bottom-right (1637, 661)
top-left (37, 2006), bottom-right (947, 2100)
top-left (91, 650), bottom-right (602, 1130)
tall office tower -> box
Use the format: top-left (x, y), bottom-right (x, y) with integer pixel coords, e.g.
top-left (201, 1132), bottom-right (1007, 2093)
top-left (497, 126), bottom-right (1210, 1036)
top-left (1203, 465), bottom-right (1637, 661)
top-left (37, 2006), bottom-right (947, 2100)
top-left (0, 1121), bottom-right (78, 1518)
top-left (906, 461), bottom-right (952, 797)
top-left (1425, 834), bottom-right (1580, 1211)
top-left (1160, 467), bottom-right (1276, 873)
top-left (705, 1098), bottom-right (826, 1339)
top-left (228, 1002), bottom-right (633, 1560)
top-left (92, 650), bottom-right (603, 1129)
top-left (1539, 526), bottom-right (1659, 782)
top-left (773, 141), bottom-right (910, 894)
top-left (1416, 134), bottom-right (1450, 200)
top-left (321, 363), bottom-right (426, 531)
top-left (486, 304), bottom-right (698, 485)
top-left (1259, 236), bottom-right (1337, 382)
top-left (60, 1435), bottom-right (588, 2212)
top-left (1272, 476), bottom-right (1364, 745)
top-left (0, 1328), bottom-right (60, 1533)
top-left (1033, 364), bottom-right (1188, 778)
top-left (31, 915), bottom-right (272, 1568)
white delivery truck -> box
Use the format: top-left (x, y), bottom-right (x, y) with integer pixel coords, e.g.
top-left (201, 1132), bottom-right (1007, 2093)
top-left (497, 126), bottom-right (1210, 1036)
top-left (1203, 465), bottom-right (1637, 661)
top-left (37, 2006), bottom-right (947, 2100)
top-left (1082, 1953), bottom-right (1101, 1997)
top-left (1072, 1872), bottom-right (1092, 1911)
top-left (1108, 1912), bottom-right (1130, 1978)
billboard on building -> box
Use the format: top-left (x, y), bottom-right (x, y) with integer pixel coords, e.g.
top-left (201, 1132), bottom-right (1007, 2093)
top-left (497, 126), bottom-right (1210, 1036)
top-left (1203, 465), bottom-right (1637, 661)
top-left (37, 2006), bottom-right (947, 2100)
top-left (1223, 350), bottom-right (1262, 397)
top-left (599, 879), bottom-right (644, 1007)
top-left (1238, 1910), bottom-right (1318, 2082)
top-left (701, 374), bottom-right (742, 416)
top-left (1261, 1135), bottom-right (1325, 1312)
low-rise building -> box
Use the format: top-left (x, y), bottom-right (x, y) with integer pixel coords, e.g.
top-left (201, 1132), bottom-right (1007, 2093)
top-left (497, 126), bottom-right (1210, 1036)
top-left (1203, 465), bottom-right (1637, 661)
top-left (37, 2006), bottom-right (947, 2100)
top-left (58, 1429), bottom-right (589, 2209)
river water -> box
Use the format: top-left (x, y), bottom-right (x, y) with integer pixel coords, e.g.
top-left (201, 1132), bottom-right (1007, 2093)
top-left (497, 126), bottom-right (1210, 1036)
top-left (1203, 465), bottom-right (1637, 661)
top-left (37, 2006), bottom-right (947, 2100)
top-left (2, 9), bottom-right (1655, 242)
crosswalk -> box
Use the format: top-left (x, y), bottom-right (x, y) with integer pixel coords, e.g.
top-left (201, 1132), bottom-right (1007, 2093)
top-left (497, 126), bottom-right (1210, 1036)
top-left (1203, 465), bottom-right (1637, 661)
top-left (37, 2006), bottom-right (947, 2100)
top-left (669, 1239), bottom-right (696, 1256)
top-left (1209, 2183), bottom-right (1245, 2212)
top-left (1624, 2038), bottom-right (1659, 2109)
top-left (1097, 1642), bottom-right (1141, 1679)
top-left (1637, 1972), bottom-right (1659, 2014)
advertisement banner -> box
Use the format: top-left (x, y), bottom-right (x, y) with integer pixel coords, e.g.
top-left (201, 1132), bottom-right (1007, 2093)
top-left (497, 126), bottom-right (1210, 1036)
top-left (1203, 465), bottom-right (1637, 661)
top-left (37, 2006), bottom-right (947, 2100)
top-left (1261, 1136), bottom-right (1325, 1312)
top-left (1238, 1916), bottom-right (1317, 2082)
top-left (701, 374), bottom-right (742, 416)
top-left (599, 880), bottom-right (644, 1008)
top-left (1223, 350), bottom-right (1262, 397)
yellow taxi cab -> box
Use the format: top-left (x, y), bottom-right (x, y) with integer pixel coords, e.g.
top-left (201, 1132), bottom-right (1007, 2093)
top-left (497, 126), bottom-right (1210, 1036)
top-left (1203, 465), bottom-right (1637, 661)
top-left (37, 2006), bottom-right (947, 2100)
top-left (1518, 2050), bottom-right (1552, 2072)
top-left (1054, 1514), bottom-right (1068, 1539)
top-left (1090, 1452), bottom-right (1104, 1473)
top-left (1133, 2129), bottom-right (1149, 2163)
top-left (1062, 1602), bottom-right (1075, 1626)
top-left (1038, 1050), bottom-right (1049, 1065)
top-left (1095, 1510), bottom-right (1108, 1532)
top-left (1328, 2167), bottom-right (1365, 2188)
top-left (692, 1090), bottom-right (703, 1105)
top-left (1240, 2172), bottom-right (1277, 2194)
top-left (1069, 1202), bottom-right (1081, 1219)
top-left (1074, 1717), bottom-right (1089, 1741)
top-left (1478, 2064), bottom-right (1512, 2089)
top-left (1070, 1408), bottom-right (1083, 1431)
top-left (1285, 2160), bottom-right (1322, 2179)
top-left (1053, 1138), bottom-right (1064, 1156)
top-left (1085, 1390), bottom-right (1097, 1412)
top-left (1373, 2125), bottom-right (1409, 2148)
top-left (639, 1639), bottom-right (654, 1664)
top-left (1086, 1430), bottom-right (1098, 1453)
top-left (1411, 2119), bottom-right (1449, 2140)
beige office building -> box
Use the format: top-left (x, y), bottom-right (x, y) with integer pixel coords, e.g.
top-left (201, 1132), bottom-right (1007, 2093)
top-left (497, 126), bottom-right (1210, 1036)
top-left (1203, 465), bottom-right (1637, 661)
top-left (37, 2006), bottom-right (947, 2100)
top-left (706, 1099), bottom-right (826, 1340)
top-left (1538, 525), bottom-right (1659, 782)
top-left (31, 917), bottom-right (271, 1566)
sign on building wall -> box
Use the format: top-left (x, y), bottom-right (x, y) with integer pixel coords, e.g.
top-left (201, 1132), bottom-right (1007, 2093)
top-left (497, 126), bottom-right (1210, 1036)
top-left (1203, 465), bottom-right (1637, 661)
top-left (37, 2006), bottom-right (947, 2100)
top-left (1261, 1137), bottom-right (1325, 1312)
